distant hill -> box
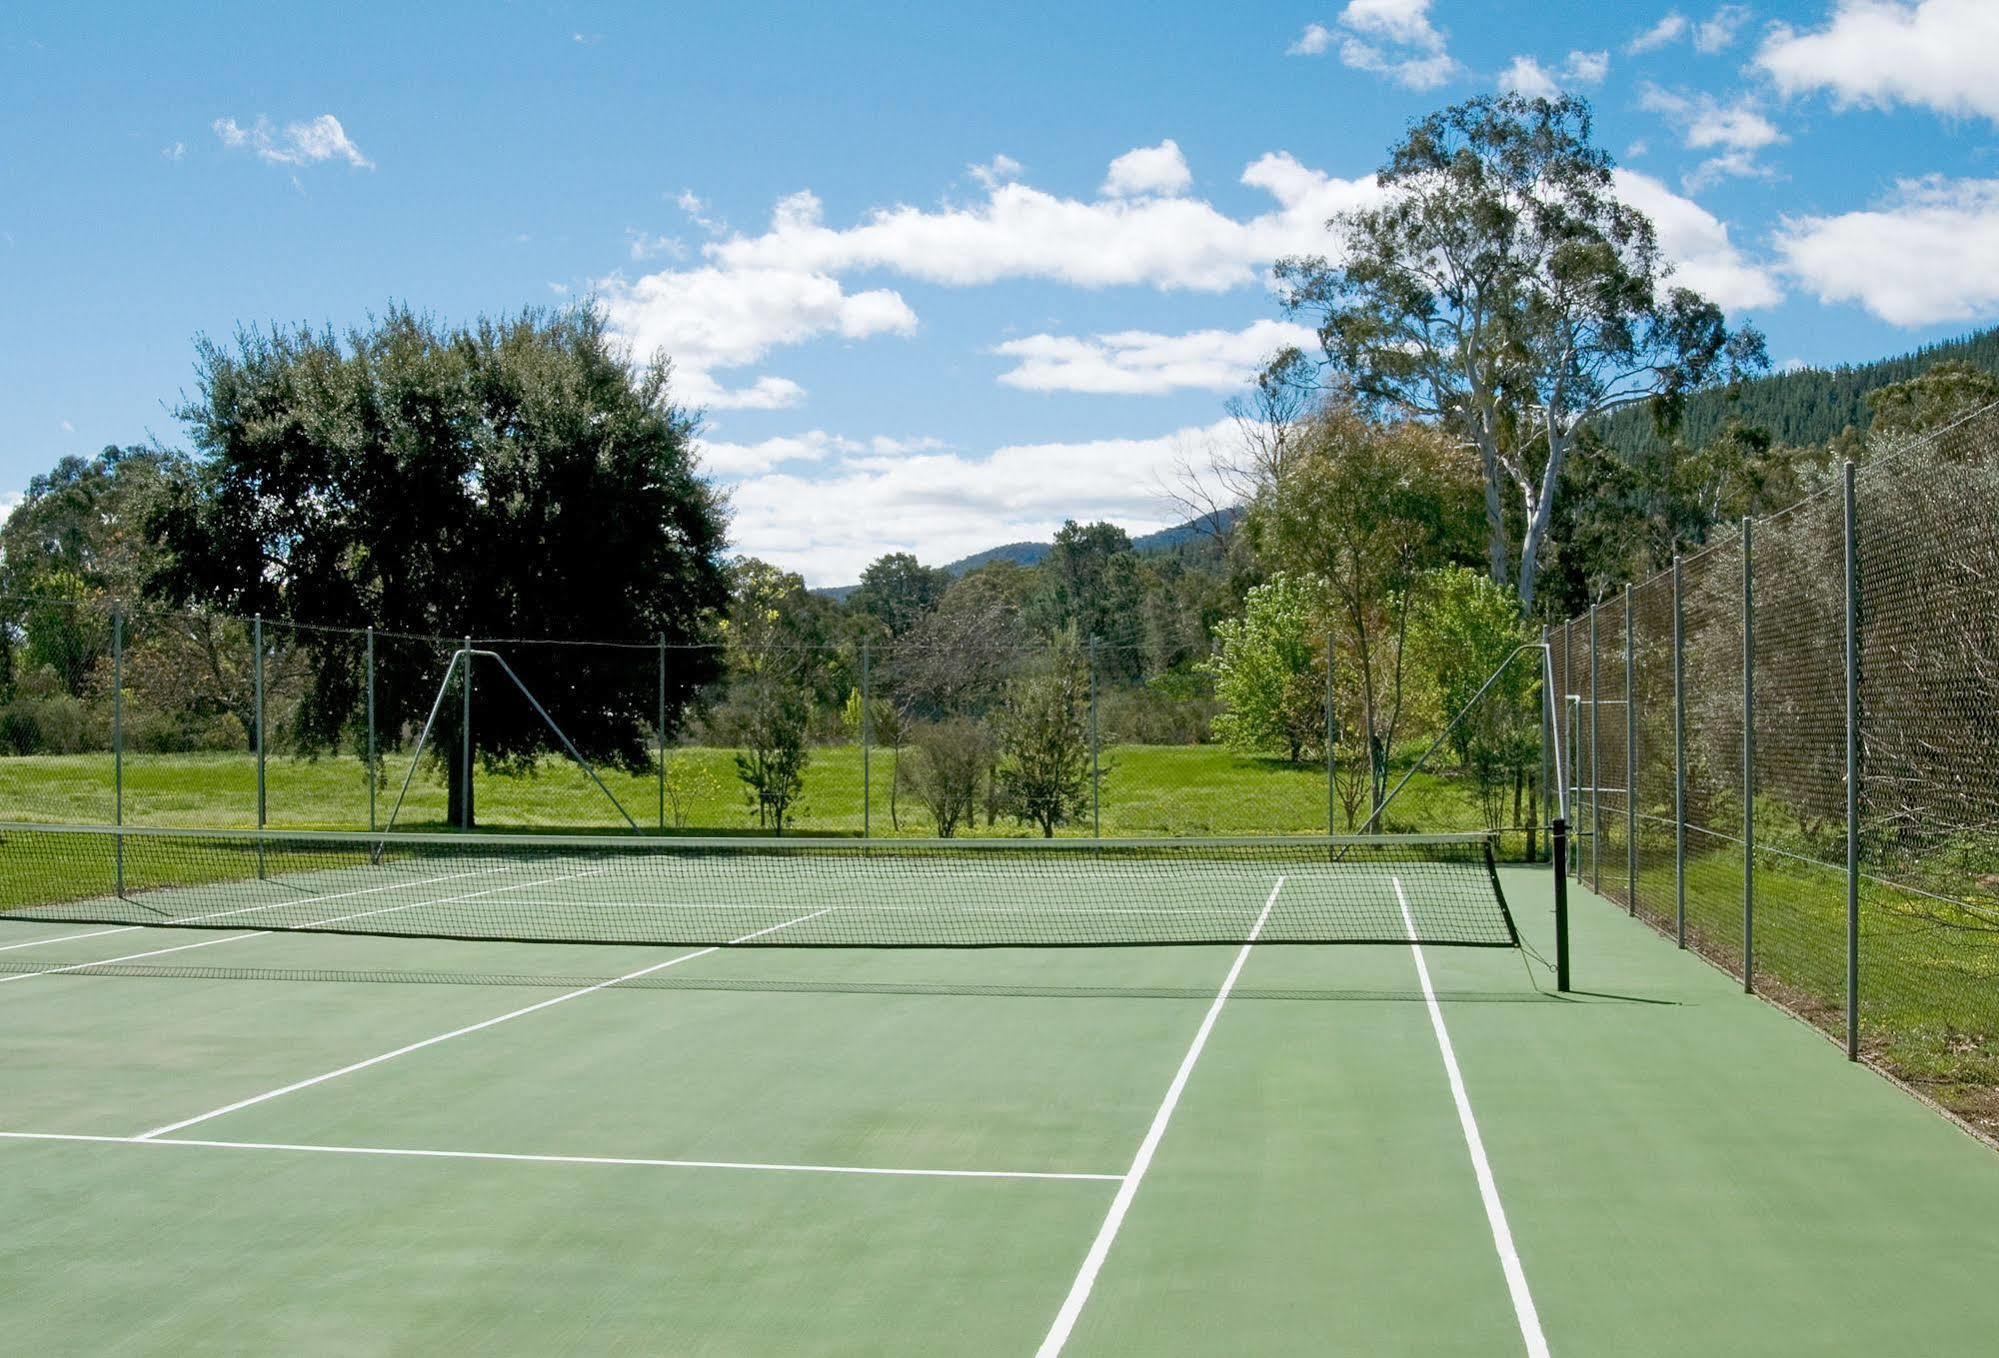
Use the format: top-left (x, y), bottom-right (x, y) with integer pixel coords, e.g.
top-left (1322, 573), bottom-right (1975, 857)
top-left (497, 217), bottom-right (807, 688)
top-left (814, 507), bottom-right (1241, 597)
top-left (1596, 324), bottom-right (1999, 457)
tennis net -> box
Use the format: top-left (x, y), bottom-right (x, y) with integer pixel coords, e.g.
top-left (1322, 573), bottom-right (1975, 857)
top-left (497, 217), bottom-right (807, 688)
top-left (0, 823), bottom-right (1518, 950)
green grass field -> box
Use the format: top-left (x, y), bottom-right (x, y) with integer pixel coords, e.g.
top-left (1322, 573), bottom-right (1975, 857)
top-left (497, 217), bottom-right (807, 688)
top-left (0, 744), bottom-right (1527, 845)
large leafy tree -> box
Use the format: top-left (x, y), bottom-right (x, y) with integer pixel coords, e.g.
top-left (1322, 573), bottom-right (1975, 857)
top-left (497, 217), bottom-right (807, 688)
top-left (1274, 93), bottom-right (1767, 611)
top-left (1202, 572), bottom-right (1327, 766)
top-left (148, 304), bottom-right (729, 825)
top-left (0, 445), bottom-right (185, 600)
top-left (850, 552), bottom-right (950, 638)
top-left (1031, 521), bottom-right (1145, 679)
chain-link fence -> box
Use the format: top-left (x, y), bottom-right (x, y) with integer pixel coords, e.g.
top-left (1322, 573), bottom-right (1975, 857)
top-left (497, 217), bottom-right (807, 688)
top-left (0, 593), bottom-right (1556, 850)
top-left (1550, 401), bottom-right (1999, 1135)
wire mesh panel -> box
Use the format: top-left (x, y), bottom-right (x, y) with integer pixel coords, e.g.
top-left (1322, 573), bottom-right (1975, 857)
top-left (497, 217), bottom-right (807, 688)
top-left (1595, 600), bottom-right (1629, 902)
top-left (260, 619), bottom-right (373, 831)
top-left (1745, 491), bottom-right (1850, 1033)
top-left (1629, 574), bottom-right (1677, 935)
top-left (116, 603), bottom-right (258, 828)
top-left (1853, 408), bottom-right (1999, 1096)
top-left (0, 593), bottom-right (117, 824)
top-left (372, 631), bottom-right (458, 830)
top-left (1679, 533), bottom-right (1746, 978)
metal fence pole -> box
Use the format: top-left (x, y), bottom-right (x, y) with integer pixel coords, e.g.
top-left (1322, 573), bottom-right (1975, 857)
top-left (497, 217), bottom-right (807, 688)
top-left (657, 634), bottom-right (667, 831)
top-left (1089, 635), bottom-right (1101, 839)
top-left (1742, 517), bottom-right (1755, 993)
top-left (1672, 556), bottom-right (1687, 949)
top-left (1538, 625), bottom-right (1550, 864)
top-left (112, 606), bottom-right (124, 897)
top-left (861, 637), bottom-right (872, 840)
top-left (1589, 602), bottom-right (1600, 894)
top-left (1626, 583), bottom-right (1637, 915)
top-left (1844, 461), bottom-right (1861, 1060)
top-left (1567, 694), bottom-right (1581, 883)
top-left (254, 613), bottom-right (266, 879)
top-left (1326, 630), bottom-right (1338, 836)
top-left (366, 627), bottom-right (377, 835)
top-left (460, 636), bottom-right (473, 831)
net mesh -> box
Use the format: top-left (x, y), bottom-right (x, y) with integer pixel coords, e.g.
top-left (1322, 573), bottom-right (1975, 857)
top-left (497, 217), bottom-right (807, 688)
top-left (0, 822), bottom-right (1517, 950)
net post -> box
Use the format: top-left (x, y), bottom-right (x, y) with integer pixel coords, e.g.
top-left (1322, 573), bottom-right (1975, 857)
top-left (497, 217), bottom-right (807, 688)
top-left (1551, 817), bottom-right (1570, 991)
top-left (1843, 460), bottom-right (1861, 1061)
top-left (1088, 634), bottom-right (1101, 839)
top-left (112, 604), bottom-right (124, 897)
top-left (860, 636), bottom-right (872, 840)
top-left (366, 626), bottom-right (377, 835)
top-left (1588, 602), bottom-right (1600, 893)
top-left (254, 613), bottom-right (266, 880)
top-left (460, 636), bottom-right (473, 831)
top-left (1625, 583), bottom-right (1636, 915)
top-left (1672, 555), bottom-right (1687, 949)
top-left (1742, 515), bottom-right (1755, 993)
top-left (657, 634), bottom-right (667, 832)
top-left (1325, 628), bottom-right (1337, 836)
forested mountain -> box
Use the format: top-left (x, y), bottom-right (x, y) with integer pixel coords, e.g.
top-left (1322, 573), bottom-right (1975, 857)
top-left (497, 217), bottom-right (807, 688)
top-left (1597, 325), bottom-right (1999, 457)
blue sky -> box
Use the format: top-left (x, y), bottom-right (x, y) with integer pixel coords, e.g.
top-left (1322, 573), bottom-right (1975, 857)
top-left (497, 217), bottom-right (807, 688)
top-left (4, 1), bottom-right (1996, 584)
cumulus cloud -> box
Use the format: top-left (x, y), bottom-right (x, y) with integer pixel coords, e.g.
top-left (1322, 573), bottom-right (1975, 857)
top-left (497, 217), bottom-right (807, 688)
top-left (212, 114), bottom-right (373, 169)
top-left (968, 154), bottom-right (1024, 188)
top-left (1640, 84), bottom-right (1786, 187)
top-left (596, 264), bottom-right (916, 410)
top-left (1756, 0), bottom-right (1999, 123)
top-left (716, 421), bottom-right (1234, 584)
top-left (1329, 0), bottom-right (1460, 89)
top-left (1564, 50), bottom-right (1611, 84)
top-left (1776, 176), bottom-right (1999, 326)
top-left (1287, 23), bottom-right (1335, 56)
top-left (1627, 12), bottom-right (1689, 53)
top-left (161, 141), bottom-right (185, 162)
top-left (704, 155), bottom-right (1380, 294)
top-left (1102, 140), bottom-right (1193, 198)
top-left (1693, 4), bottom-right (1752, 53)
top-left (993, 319), bottom-right (1320, 396)
top-left (1613, 168), bottom-right (1784, 310)
top-left (1500, 56), bottom-right (1560, 99)
top-left (0, 490), bottom-right (21, 527)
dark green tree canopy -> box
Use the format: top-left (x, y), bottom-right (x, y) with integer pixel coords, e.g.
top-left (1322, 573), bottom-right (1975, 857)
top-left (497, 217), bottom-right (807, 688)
top-left (851, 552), bottom-right (950, 638)
top-left (148, 304), bottom-right (730, 807)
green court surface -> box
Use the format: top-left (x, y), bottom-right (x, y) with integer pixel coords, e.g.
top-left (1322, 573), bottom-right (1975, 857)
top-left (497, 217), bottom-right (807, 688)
top-left (5, 864), bottom-right (1999, 1354)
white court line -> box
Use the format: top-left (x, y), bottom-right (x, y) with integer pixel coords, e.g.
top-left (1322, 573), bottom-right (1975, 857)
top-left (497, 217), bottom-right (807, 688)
top-left (134, 906), bottom-right (839, 1141)
top-left (0, 1131), bottom-right (1117, 1183)
top-left (0, 866), bottom-right (615, 988)
top-left (1034, 876), bottom-right (1283, 1358)
top-left (1393, 876), bottom-right (1551, 1358)
top-left (0, 860), bottom-right (524, 959)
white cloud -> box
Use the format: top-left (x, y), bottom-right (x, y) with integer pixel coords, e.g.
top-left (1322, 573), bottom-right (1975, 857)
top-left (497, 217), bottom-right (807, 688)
top-left (1694, 4), bottom-right (1752, 53)
top-left (1564, 50), bottom-right (1610, 84)
top-left (1500, 56), bottom-right (1560, 98)
top-left (1287, 23), bottom-right (1335, 56)
top-left (1102, 140), bottom-right (1193, 198)
top-left (696, 430), bottom-right (862, 478)
top-left (1756, 0), bottom-right (1999, 124)
top-left (0, 491), bottom-right (22, 528)
top-left (161, 141), bottom-right (185, 162)
top-left (1333, 0), bottom-right (1460, 89)
top-left (968, 154), bottom-right (1024, 188)
top-left (993, 319), bottom-right (1321, 395)
top-left (59, 420), bottom-right (74, 433)
top-left (1776, 176), bottom-right (1999, 326)
top-left (597, 264), bottom-right (916, 410)
top-left (1627, 12), bottom-right (1689, 53)
top-left (1640, 85), bottom-right (1786, 187)
top-left (718, 421), bottom-right (1234, 583)
top-left (212, 114), bottom-right (373, 169)
top-left (705, 155), bottom-right (1381, 294)
top-left (626, 229), bottom-right (684, 261)
top-left (1612, 168), bottom-right (1785, 310)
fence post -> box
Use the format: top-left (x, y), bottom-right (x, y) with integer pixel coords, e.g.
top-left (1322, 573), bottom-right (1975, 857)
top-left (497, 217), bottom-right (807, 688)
top-left (1742, 516), bottom-right (1755, 993)
top-left (112, 606), bottom-right (124, 897)
top-left (1588, 602), bottom-right (1600, 893)
top-left (861, 637), bottom-right (872, 840)
top-left (1089, 635), bottom-right (1101, 839)
top-left (1672, 556), bottom-right (1686, 949)
top-left (254, 614), bottom-right (266, 879)
top-left (1567, 694), bottom-right (1581, 883)
top-left (657, 634), bottom-right (667, 832)
top-left (1325, 630), bottom-right (1337, 836)
top-left (1538, 625), bottom-right (1549, 864)
top-left (1844, 461), bottom-right (1861, 1061)
top-left (461, 636), bottom-right (473, 831)
top-left (1625, 583), bottom-right (1637, 915)
top-left (366, 627), bottom-right (377, 835)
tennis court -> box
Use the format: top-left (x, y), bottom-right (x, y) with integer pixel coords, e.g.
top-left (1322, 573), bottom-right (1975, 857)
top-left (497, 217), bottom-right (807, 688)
top-left (6, 830), bottom-right (1999, 1355)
